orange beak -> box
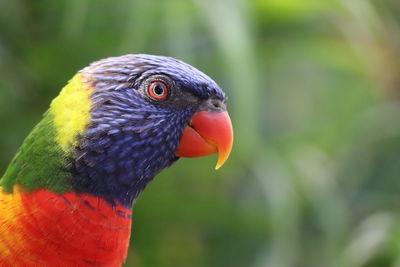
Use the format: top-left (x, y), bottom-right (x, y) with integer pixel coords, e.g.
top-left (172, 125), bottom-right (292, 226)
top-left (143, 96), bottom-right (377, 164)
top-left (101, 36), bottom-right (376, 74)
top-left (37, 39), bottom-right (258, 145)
top-left (176, 111), bottom-right (233, 169)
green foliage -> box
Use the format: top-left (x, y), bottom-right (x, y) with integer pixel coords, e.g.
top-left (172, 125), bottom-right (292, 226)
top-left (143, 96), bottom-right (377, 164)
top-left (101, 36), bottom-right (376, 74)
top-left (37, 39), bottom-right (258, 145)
top-left (1, 0), bottom-right (400, 266)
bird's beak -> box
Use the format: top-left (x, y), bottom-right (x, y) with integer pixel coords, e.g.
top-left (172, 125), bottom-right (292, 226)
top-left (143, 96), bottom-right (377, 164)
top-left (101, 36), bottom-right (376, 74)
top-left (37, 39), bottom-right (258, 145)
top-left (176, 110), bottom-right (233, 169)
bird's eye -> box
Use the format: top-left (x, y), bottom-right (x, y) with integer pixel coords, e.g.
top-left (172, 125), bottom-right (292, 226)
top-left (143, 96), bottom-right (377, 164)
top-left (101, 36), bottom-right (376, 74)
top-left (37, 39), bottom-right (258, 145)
top-left (148, 81), bottom-right (169, 100)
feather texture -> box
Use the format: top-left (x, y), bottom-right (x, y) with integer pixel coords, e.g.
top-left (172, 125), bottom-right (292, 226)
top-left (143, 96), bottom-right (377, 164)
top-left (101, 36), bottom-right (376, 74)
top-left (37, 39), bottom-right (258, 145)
top-left (0, 186), bottom-right (132, 266)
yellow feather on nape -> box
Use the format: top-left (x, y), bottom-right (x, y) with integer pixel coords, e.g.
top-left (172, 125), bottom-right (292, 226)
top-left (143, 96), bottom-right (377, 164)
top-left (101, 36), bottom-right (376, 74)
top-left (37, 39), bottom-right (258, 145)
top-left (50, 73), bottom-right (94, 152)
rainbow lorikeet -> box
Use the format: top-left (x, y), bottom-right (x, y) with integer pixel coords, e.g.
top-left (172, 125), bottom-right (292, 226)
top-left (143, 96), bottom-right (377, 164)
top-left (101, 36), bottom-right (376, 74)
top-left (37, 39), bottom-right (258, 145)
top-left (0, 54), bottom-right (233, 266)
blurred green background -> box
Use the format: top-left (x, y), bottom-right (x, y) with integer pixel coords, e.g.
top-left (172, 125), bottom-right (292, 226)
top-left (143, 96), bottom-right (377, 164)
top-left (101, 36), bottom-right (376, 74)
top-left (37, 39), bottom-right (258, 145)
top-left (1, 0), bottom-right (400, 266)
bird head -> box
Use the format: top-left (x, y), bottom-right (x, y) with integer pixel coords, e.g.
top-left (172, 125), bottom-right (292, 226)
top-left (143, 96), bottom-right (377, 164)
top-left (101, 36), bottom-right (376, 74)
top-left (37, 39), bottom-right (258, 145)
top-left (55, 54), bottom-right (234, 205)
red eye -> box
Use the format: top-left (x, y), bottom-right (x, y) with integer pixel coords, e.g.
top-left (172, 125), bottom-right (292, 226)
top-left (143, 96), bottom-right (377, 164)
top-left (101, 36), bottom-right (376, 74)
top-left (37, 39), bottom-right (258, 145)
top-left (148, 81), bottom-right (169, 100)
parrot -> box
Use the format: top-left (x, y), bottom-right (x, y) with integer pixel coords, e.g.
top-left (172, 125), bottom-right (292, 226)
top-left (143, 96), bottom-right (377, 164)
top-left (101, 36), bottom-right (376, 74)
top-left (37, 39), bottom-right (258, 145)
top-left (0, 54), bottom-right (233, 266)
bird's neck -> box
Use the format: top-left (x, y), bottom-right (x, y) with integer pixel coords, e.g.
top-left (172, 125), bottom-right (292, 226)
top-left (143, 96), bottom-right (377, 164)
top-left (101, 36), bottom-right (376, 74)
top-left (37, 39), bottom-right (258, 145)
top-left (0, 104), bottom-right (178, 207)
top-left (71, 129), bottom-right (180, 206)
top-left (1, 73), bottom-right (93, 195)
top-left (0, 185), bottom-right (132, 266)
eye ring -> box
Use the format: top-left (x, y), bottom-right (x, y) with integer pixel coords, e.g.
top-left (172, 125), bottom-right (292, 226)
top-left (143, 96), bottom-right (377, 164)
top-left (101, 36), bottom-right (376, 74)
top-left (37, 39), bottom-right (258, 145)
top-left (147, 81), bottom-right (169, 100)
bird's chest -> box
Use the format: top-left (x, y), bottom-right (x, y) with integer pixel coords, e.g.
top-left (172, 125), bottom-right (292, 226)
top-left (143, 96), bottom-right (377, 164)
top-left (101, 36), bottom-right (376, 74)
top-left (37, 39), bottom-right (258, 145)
top-left (0, 186), bottom-right (132, 267)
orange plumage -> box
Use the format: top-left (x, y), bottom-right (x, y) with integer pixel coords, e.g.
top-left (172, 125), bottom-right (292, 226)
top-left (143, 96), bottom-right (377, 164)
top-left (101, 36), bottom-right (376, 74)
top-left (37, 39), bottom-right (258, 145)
top-left (0, 186), bottom-right (132, 266)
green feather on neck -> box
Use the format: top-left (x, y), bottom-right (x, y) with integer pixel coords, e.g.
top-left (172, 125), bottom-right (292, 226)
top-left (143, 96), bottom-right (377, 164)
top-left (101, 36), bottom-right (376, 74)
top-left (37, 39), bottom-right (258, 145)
top-left (0, 112), bottom-right (73, 193)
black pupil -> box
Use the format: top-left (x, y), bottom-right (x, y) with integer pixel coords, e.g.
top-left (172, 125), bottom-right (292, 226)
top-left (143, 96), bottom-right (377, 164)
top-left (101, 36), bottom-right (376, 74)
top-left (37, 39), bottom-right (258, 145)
top-left (153, 84), bottom-right (165, 96)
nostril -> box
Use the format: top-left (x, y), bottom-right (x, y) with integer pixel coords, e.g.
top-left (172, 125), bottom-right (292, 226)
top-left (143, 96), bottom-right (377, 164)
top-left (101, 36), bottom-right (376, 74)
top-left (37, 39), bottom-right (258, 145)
top-left (211, 99), bottom-right (224, 109)
top-left (200, 99), bottom-right (226, 112)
